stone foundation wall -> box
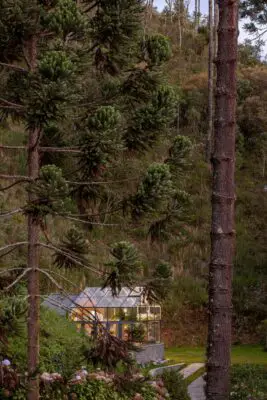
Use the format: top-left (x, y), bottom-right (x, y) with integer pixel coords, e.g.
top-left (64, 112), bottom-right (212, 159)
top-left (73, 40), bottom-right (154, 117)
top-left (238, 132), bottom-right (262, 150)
top-left (133, 343), bottom-right (165, 365)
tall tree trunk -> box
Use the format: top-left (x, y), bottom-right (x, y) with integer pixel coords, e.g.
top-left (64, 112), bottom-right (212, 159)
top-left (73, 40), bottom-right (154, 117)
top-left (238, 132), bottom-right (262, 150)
top-left (206, 0), bottom-right (214, 162)
top-left (214, 0), bottom-right (219, 57)
top-left (26, 35), bottom-right (40, 400)
top-left (198, 0), bottom-right (201, 26)
top-left (177, 0), bottom-right (183, 49)
top-left (195, 0), bottom-right (198, 29)
top-left (206, 1), bottom-right (238, 399)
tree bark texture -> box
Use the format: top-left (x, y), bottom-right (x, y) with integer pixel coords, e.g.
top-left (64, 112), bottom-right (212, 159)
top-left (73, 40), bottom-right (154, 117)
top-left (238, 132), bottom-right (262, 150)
top-left (206, 1), bottom-right (238, 399)
top-left (206, 0), bottom-right (214, 161)
top-left (26, 35), bottom-right (40, 400)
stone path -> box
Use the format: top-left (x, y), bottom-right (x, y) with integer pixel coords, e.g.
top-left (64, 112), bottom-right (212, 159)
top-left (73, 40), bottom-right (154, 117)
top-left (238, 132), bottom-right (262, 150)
top-left (179, 363), bottom-right (204, 379)
top-left (149, 361), bottom-right (206, 400)
top-left (188, 376), bottom-right (206, 400)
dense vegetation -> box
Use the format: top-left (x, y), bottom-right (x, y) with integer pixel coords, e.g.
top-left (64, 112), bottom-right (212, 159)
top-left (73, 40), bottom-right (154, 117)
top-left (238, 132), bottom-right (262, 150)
top-left (0, 0), bottom-right (267, 399)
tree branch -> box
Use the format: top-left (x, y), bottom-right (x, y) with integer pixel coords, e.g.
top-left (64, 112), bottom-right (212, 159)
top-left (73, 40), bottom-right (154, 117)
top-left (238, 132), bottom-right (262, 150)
top-left (0, 242), bottom-right (28, 255)
top-left (0, 209), bottom-right (23, 217)
top-left (3, 268), bottom-right (31, 291)
top-left (0, 62), bottom-right (28, 73)
top-left (38, 242), bottom-right (105, 277)
top-left (0, 267), bottom-right (27, 275)
top-left (55, 214), bottom-right (119, 226)
top-left (0, 98), bottom-right (24, 110)
top-left (0, 174), bottom-right (32, 181)
top-left (0, 179), bottom-right (29, 191)
top-left (68, 178), bottom-right (139, 185)
top-left (0, 145), bottom-right (82, 153)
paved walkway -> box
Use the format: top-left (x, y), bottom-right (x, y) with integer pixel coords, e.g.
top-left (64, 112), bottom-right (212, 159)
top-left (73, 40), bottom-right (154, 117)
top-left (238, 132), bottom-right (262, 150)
top-left (188, 376), bottom-right (206, 400)
top-left (180, 363), bottom-right (204, 379)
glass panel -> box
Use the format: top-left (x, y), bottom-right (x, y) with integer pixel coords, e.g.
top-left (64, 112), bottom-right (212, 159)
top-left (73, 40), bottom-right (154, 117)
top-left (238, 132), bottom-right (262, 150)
top-left (109, 322), bottom-right (119, 337)
top-left (148, 306), bottom-right (161, 320)
top-left (147, 322), bottom-right (160, 343)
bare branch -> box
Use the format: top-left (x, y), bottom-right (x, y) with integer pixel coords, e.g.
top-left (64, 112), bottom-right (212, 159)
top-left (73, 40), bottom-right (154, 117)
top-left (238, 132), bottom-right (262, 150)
top-left (0, 145), bottom-right (26, 150)
top-left (0, 174), bottom-right (32, 181)
top-left (0, 267), bottom-right (27, 275)
top-left (0, 179), bottom-right (29, 191)
top-left (0, 98), bottom-right (24, 110)
top-left (0, 242), bottom-right (28, 254)
top-left (55, 214), bottom-right (119, 226)
top-left (38, 242), bottom-right (105, 277)
top-left (68, 178), bottom-right (139, 185)
top-left (0, 62), bottom-right (28, 73)
top-left (0, 145), bottom-right (82, 153)
top-left (38, 270), bottom-right (102, 325)
top-left (0, 209), bottom-right (23, 217)
top-left (3, 268), bottom-right (31, 291)
top-left (39, 147), bottom-right (82, 153)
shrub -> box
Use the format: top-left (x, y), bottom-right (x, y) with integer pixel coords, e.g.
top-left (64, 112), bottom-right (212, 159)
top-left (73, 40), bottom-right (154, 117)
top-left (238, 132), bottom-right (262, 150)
top-left (7, 307), bottom-right (90, 378)
top-left (230, 364), bottom-right (267, 400)
top-left (161, 369), bottom-right (190, 400)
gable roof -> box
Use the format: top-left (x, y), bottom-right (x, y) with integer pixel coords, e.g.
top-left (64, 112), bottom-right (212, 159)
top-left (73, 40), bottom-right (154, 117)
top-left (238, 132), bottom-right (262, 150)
top-left (74, 286), bottom-right (145, 308)
top-left (42, 293), bottom-right (77, 315)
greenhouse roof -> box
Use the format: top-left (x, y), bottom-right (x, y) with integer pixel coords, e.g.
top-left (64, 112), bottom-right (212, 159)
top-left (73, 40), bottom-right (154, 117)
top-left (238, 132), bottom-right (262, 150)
top-left (42, 293), bottom-right (78, 315)
top-left (75, 286), bottom-right (146, 308)
top-left (43, 287), bottom-right (157, 314)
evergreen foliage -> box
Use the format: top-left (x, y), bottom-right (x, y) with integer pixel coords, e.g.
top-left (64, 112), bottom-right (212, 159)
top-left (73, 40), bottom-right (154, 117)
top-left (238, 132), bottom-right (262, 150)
top-left (88, 0), bottom-right (143, 74)
top-left (144, 34), bottom-right (172, 66)
top-left (125, 85), bottom-right (177, 150)
top-left (130, 163), bottom-right (173, 219)
top-left (53, 228), bottom-right (88, 269)
top-left (24, 165), bottom-right (70, 220)
top-left (103, 241), bottom-right (141, 296)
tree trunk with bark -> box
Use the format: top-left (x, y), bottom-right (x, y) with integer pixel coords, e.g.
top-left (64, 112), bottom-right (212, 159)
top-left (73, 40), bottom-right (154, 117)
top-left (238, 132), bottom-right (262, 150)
top-left (26, 36), bottom-right (41, 400)
top-left (195, 0), bottom-right (198, 29)
top-left (206, 0), bottom-right (214, 162)
top-left (206, 1), bottom-right (238, 399)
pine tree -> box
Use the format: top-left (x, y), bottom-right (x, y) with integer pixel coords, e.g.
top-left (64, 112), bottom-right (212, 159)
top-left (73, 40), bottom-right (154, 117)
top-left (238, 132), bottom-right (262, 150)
top-left (206, 1), bottom-right (238, 399)
top-left (0, 3), bottom-right (192, 398)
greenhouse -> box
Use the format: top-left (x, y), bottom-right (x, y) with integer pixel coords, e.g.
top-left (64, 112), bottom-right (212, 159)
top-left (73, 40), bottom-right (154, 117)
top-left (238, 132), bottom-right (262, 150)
top-left (44, 287), bottom-right (161, 344)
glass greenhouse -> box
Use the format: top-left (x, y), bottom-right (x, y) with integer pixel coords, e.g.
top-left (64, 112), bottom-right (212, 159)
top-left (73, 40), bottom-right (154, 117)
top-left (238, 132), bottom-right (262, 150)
top-left (43, 287), bottom-right (161, 344)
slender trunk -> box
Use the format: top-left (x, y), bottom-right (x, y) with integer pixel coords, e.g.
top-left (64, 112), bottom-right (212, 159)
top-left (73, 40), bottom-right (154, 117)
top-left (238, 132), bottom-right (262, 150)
top-left (26, 35), bottom-right (40, 400)
top-left (206, 0), bottom-right (214, 162)
top-left (198, 0), bottom-right (201, 26)
top-left (178, 1), bottom-right (182, 49)
top-left (214, 0), bottom-right (219, 57)
top-left (195, 0), bottom-right (198, 29)
top-left (206, 1), bottom-right (238, 399)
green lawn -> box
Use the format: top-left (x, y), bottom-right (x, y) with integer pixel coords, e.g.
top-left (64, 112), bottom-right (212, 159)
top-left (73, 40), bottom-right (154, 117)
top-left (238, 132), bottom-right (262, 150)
top-left (165, 345), bottom-right (267, 365)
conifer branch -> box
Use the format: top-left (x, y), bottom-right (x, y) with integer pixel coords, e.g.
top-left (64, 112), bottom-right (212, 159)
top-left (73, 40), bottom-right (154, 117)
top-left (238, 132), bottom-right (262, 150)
top-left (0, 145), bottom-right (82, 153)
top-left (0, 62), bottom-right (28, 73)
top-left (0, 98), bottom-right (24, 109)
top-left (0, 209), bottom-right (23, 217)
top-left (68, 178), bottom-right (139, 185)
top-left (0, 174), bottom-right (32, 181)
top-left (0, 180), bottom-right (29, 191)
top-left (0, 242), bottom-right (28, 256)
top-left (55, 214), bottom-right (119, 226)
top-left (38, 242), bottom-right (105, 276)
top-left (3, 268), bottom-right (31, 291)
top-left (0, 267), bottom-right (27, 275)
top-left (40, 269), bottom-right (100, 320)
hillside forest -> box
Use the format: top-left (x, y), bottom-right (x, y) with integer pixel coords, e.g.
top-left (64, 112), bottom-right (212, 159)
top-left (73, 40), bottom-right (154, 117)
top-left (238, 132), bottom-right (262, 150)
top-left (0, 1), bottom-right (267, 400)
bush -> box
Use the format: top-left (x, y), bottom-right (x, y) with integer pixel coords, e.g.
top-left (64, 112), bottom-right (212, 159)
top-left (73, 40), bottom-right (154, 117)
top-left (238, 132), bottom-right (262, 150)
top-left (230, 364), bottom-right (267, 400)
top-left (162, 369), bottom-right (190, 400)
top-left (7, 307), bottom-right (90, 378)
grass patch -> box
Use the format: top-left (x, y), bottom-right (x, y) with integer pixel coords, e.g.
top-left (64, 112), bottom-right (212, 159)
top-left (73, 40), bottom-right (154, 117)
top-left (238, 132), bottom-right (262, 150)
top-left (185, 367), bottom-right (205, 385)
top-left (166, 345), bottom-right (267, 365)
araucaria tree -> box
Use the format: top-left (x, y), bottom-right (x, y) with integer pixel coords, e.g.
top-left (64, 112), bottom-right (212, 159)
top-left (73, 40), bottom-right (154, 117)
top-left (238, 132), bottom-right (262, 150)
top-left (206, 1), bottom-right (238, 399)
top-left (0, 1), bottom-right (192, 399)
top-left (0, 2), bottom-right (87, 399)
